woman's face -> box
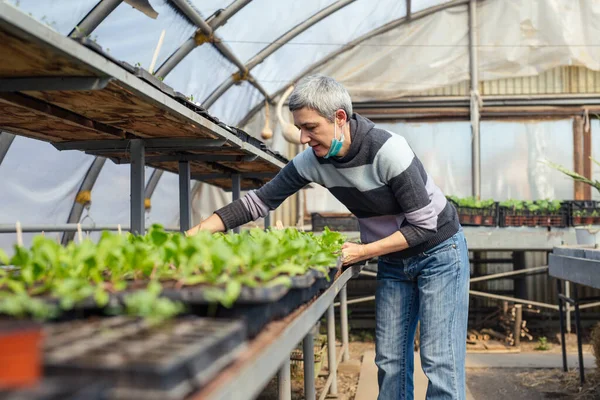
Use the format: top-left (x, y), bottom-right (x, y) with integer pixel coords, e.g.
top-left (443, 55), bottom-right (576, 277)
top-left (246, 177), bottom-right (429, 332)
top-left (293, 107), bottom-right (345, 158)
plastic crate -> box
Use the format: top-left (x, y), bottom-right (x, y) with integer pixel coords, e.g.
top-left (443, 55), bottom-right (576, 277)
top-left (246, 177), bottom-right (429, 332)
top-left (568, 200), bottom-right (600, 226)
top-left (311, 213), bottom-right (359, 232)
top-left (450, 202), bottom-right (499, 227)
top-left (499, 202), bottom-right (569, 228)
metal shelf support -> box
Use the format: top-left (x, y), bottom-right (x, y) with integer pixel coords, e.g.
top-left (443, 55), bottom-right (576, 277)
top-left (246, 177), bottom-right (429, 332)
top-left (179, 160), bottom-right (191, 232)
top-left (130, 139), bottom-right (145, 235)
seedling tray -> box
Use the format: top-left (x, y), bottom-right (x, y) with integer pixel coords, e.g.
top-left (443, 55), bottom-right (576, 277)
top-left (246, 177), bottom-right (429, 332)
top-left (499, 203), bottom-right (569, 227)
top-left (0, 376), bottom-right (109, 400)
top-left (568, 200), bottom-right (600, 226)
top-left (44, 316), bottom-right (246, 400)
top-left (451, 203), bottom-right (498, 227)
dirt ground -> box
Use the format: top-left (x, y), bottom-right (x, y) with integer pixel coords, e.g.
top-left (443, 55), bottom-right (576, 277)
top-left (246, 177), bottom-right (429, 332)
top-left (257, 330), bottom-right (600, 400)
top-left (257, 340), bottom-right (374, 400)
top-left (468, 368), bottom-right (600, 400)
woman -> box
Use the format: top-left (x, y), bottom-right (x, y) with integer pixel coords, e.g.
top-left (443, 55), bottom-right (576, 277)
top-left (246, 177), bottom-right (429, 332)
top-left (187, 74), bottom-right (470, 400)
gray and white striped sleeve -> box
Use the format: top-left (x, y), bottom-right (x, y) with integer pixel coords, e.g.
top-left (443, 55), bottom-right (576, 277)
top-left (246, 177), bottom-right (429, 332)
top-left (214, 157), bottom-right (311, 230)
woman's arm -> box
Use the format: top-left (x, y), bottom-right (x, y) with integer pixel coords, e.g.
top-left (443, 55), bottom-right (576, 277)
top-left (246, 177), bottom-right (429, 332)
top-left (186, 213), bottom-right (225, 235)
top-left (341, 231), bottom-right (409, 265)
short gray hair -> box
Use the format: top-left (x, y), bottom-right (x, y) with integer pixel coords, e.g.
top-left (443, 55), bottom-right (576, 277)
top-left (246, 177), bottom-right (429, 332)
top-left (288, 75), bottom-right (352, 122)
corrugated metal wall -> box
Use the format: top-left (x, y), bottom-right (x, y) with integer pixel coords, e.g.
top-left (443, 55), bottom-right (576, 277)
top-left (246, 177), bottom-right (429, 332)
top-left (418, 66), bottom-right (600, 97)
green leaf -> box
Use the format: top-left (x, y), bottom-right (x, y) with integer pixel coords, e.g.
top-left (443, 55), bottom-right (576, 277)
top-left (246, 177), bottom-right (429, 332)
top-left (0, 249), bottom-right (9, 265)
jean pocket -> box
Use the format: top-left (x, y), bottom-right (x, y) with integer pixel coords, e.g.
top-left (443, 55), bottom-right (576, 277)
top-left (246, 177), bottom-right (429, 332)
top-left (422, 240), bottom-right (457, 257)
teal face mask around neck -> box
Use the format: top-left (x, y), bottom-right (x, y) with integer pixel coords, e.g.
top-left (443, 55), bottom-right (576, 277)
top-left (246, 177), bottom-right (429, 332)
top-left (324, 120), bottom-right (345, 159)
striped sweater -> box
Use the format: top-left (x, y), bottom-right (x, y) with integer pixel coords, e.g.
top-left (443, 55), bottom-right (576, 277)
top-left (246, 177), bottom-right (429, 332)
top-left (216, 113), bottom-right (460, 259)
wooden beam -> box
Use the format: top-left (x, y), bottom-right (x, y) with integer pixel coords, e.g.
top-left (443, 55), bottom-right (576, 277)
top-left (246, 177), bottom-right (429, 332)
top-left (573, 116), bottom-right (585, 200)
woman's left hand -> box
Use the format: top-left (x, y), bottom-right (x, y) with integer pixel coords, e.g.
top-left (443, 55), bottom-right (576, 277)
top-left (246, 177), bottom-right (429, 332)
top-left (341, 242), bottom-right (371, 266)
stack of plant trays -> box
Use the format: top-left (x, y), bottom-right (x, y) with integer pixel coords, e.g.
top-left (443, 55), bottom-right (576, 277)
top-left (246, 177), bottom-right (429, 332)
top-left (42, 316), bottom-right (246, 400)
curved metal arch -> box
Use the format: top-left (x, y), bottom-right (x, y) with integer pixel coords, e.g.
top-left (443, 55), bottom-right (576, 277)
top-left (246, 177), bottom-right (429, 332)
top-left (237, 0), bottom-right (470, 127)
top-left (62, 157), bottom-right (107, 244)
top-left (203, 0), bottom-right (358, 109)
top-left (156, 0), bottom-right (269, 98)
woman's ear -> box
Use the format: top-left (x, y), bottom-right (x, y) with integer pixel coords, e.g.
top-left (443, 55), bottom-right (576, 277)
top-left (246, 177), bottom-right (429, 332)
top-left (335, 109), bottom-right (347, 125)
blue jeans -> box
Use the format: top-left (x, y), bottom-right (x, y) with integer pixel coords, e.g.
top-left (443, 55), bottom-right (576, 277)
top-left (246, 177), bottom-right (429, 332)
top-left (375, 230), bottom-right (470, 400)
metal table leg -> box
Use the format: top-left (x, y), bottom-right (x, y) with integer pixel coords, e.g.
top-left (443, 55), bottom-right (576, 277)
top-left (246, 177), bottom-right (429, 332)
top-left (303, 333), bottom-right (316, 400)
top-left (340, 286), bottom-right (350, 362)
top-left (557, 279), bottom-right (568, 372)
top-left (178, 160), bottom-right (191, 232)
top-left (130, 139), bottom-right (145, 235)
top-left (326, 304), bottom-right (338, 396)
top-left (573, 284), bottom-right (585, 385)
top-left (232, 173), bottom-right (241, 233)
top-left (278, 357), bottom-right (291, 400)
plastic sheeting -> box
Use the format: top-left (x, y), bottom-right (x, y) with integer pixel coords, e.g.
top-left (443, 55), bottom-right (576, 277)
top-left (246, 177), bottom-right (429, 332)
top-left (214, 0), bottom-right (339, 63)
top-left (313, 0), bottom-right (600, 102)
top-left (250, 0), bottom-right (407, 94)
top-left (146, 171), bottom-right (181, 228)
top-left (0, 136), bottom-right (93, 253)
top-left (480, 120), bottom-right (574, 201)
top-left (92, 1), bottom-right (197, 72)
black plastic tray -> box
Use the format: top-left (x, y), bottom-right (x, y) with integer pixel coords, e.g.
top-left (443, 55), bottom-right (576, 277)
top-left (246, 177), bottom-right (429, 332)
top-left (162, 282), bottom-right (290, 305)
top-left (44, 317), bottom-right (246, 400)
top-left (133, 67), bottom-right (176, 97)
top-left (0, 377), bottom-right (109, 400)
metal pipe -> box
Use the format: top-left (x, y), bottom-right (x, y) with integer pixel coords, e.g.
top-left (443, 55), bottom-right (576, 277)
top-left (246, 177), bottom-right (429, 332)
top-left (62, 157), bottom-right (107, 244)
top-left (326, 304), bottom-right (338, 395)
top-left (264, 212), bottom-right (271, 229)
top-left (573, 284), bottom-right (585, 385)
top-left (159, 0), bottom-right (269, 100)
top-left (360, 270), bottom-right (377, 277)
top-left (577, 301), bottom-right (600, 310)
top-left (319, 348), bottom-right (344, 400)
top-left (469, 290), bottom-right (558, 310)
top-left (340, 286), bottom-right (350, 362)
top-left (566, 281), bottom-right (572, 334)
top-left (232, 173), bottom-right (241, 233)
top-left (277, 357), bottom-right (291, 400)
top-left (303, 333), bottom-right (316, 400)
top-left (208, 0), bottom-right (252, 29)
top-left (69, 0), bottom-right (122, 38)
top-left (469, 0), bottom-right (480, 199)
top-left (469, 266), bottom-right (548, 283)
top-left (144, 169), bottom-right (164, 199)
top-left (1, 224), bottom-right (124, 233)
top-left (168, 0), bottom-right (212, 33)
top-left (179, 161), bottom-right (191, 232)
top-left (0, 132), bottom-right (15, 166)
top-left (318, 343), bottom-right (347, 400)
top-left (130, 139), bottom-right (145, 235)
top-left (155, 38), bottom-right (197, 78)
top-left (334, 295), bottom-right (375, 307)
top-left (557, 279), bottom-right (568, 372)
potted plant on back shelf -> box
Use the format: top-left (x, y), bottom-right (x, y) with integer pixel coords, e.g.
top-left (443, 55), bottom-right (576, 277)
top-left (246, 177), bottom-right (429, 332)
top-left (524, 201), bottom-right (540, 226)
top-left (535, 199), bottom-right (564, 227)
top-left (499, 199), bottom-right (525, 226)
